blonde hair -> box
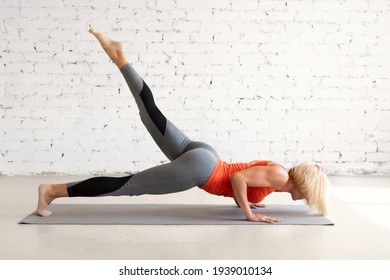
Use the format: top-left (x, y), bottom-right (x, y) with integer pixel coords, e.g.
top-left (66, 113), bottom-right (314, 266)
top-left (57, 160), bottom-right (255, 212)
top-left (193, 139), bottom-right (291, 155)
top-left (288, 162), bottom-right (329, 215)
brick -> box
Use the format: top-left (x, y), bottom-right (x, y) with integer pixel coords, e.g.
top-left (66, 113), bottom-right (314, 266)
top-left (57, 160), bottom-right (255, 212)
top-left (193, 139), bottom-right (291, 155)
top-left (213, 11), bottom-right (238, 22)
top-left (164, 32), bottom-right (190, 43)
top-left (189, 32), bottom-right (213, 43)
top-left (34, 62), bottom-right (63, 74)
top-left (266, 11), bottom-right (295, 23)
top-left (173, 21), bottom-right (201, 32)
top-left (231, 22), bottom-right (261, 33)
top-left (314, 152), bottom-right (340, 162)
top-left (186, 10), bottom-right (213, 21)
top-left (0, 7), bottom-right (20, 19)
top-left (259, 1), bottom-right (288, 11)
top-left (270, 140), bottom-right (295, 152)
top-left (378, 142), bottom-right (390, 153)
top-left (341, 1), bottom-right (369, 11)
top-left (286, 151), bottom-right (314, 163)
top-left (366, 152), bottom-right (390, 162)
top-left (267, 98), bottom-right (293, 110)
top-left (20, 7), bottom-right (50, 18)
top-left (338, 65), bottom-right (367, 78)
top-left (322, 11), bottom-right (351, 23)
top-left (118, 0), bottom-right (145, 9)
top-left (350, 11), bottom-right (378, 22)
top-left (231, 0), bottom-right (259, 10)
top-left (286, 1), bottom-right (313, 11)
top-left (260, 22), bottom-right (286, 33)
top-left (313, 0), bottom-right (342, 11)
top-left (146, 20), bottom-right (174, 32)
top-left (5, 150), bottom-right (34, 161)
top-left (295, 11), bottom-right (324, 22)
top-left (49, 7), bottom-right (77, 19)
top-left (63, 0), bottom-right (91, 6)
top-left (176, 0), bottom-right (229, 10)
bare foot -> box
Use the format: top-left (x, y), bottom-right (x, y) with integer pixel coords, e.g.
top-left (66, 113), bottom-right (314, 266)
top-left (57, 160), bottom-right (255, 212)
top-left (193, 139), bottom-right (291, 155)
top-left (89, 27), bottom-right (127, 67)
top-left (36, 184), bottom-right (53, 217)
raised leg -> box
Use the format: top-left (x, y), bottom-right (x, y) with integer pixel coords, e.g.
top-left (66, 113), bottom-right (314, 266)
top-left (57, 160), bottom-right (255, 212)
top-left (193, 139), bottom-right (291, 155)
top-left (90, 27), bottom-right (198, 161)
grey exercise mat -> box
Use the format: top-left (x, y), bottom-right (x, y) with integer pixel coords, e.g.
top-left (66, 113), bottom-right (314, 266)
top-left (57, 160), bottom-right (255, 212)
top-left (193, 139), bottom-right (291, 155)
top-left (20, 204), bottom-right (334, 225)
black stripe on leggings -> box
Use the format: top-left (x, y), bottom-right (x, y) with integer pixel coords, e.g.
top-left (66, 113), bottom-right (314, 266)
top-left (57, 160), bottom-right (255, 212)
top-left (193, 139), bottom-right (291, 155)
top-left (67, 175), bottom-right (132, 197)
top-left (140, 81), bottom-right (167, 135)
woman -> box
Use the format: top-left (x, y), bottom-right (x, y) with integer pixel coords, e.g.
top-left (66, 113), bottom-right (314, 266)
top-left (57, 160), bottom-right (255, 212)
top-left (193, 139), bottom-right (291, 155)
top-left (36, 28), bottom-right (329, 223)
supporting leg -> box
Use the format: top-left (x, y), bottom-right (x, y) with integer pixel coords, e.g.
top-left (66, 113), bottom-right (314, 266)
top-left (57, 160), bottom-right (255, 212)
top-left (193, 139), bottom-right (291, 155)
top-left (36, 183), bottom-right (68, 217)
top-left (36, 175), bottom-right (133, 217)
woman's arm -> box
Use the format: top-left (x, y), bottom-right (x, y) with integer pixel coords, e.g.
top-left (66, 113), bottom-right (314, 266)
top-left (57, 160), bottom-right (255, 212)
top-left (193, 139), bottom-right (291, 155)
top-left (229, 165), bottom-right (288, 223)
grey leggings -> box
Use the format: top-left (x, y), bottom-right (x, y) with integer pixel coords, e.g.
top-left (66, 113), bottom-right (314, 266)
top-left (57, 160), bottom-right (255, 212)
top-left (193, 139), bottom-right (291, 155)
top-left (66, 63), bottom-right (218, 197)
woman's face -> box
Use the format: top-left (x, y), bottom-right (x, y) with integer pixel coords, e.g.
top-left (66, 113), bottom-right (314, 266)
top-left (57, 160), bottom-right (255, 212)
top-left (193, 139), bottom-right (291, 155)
top-left (290, 185), bottom-right (304, 201)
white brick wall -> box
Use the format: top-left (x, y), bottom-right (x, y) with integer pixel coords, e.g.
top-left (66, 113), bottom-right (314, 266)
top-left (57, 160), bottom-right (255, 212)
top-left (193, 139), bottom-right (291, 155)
top-left (1, 0), bottom-right (389, 175)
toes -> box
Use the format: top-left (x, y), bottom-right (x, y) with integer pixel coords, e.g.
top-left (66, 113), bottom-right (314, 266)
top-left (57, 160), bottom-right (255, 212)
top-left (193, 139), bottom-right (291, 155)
top-left (37, 209), bottom-right (52, 217)
top-left (89, 27), bottom-right (97, 34)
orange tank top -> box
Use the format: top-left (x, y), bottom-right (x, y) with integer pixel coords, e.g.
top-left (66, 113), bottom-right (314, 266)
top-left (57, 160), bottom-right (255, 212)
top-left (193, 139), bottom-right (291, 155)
top-left (201, 158), bottom-right (281, 203)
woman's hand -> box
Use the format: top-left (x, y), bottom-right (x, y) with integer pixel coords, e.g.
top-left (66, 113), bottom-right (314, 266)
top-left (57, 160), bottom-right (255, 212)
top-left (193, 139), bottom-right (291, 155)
top-left (249, 202), bottom-right (266, 209)
top-left (234, 199), bottom-right (266, 209)
top-left (247, 213), bottom-right (281, 223)
top-left (230, 167), bottom-right (284, 224)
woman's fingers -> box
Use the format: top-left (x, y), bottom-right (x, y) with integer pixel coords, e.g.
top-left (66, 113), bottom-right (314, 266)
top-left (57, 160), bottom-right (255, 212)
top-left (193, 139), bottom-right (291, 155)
top-left (264, 216), bottom-right (282, 223)
top-left (248, 213), bottom-right (282, 223)
top-left (254, 203), bottom-right (266, 208)
top-left (249, 203), bottom-right (266, 209)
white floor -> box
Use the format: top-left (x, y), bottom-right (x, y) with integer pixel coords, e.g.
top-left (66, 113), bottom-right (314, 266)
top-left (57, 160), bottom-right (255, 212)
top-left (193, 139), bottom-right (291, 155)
top-left (1, 175), bottom-right (389, 260)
